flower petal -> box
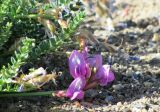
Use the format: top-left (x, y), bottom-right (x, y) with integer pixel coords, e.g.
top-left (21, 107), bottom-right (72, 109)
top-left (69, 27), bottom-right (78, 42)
top-left (66, 76), bottom-right (86, 99)
top-left (85, 64), bottom-right (91, 78)
top-left (81, 46), bottom-right (89, 59)
top-left (70, 91), bottom-right (84, 100)
top-left (87, 55), bottom-right (102, 70)
top-left (69, 50), bottom-right (87, 78)
top-left (55, 90), bottom-right (66, 97)
top-left (94, 65), bottom-right (115, 86)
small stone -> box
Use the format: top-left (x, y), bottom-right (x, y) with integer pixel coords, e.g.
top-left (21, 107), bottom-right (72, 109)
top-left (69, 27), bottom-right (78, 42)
top-left (148, 108), bottom-right (154, 112)
top-left (98, 91), bottom-right (108, 99)
top-left (126, 67), bottom-right (133, 76)
top-left (123, 102), bottom-right (128, 105)
top-left (141, 109), bottom-right (148, 112)
top-left (144, 81), bottom-right (153, 88)
top-left (115, 107), bottom-right (119, 111)
top-left (117, 102), bottom-right (122, 106)
top-left (112, 84), bottom-right (124, 91)
top-left (123, 108), bottom-right (132, 112)
top-left (73, 101), bottom-right (81, 108)
top-left (117, 94), bottom-right (124, 99)
top-left (85, 89), bottom-right (98, 98)
top-left (120, 106), bottom-right (125, 111)
top-left (131, 103), bottom-right (146, 112)
top-left (81, 102), bottom-right (93, 108)
top-left (105, 95), bottom-right (114, 103)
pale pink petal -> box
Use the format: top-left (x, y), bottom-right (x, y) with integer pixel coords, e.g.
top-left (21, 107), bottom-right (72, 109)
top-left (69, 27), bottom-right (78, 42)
top-left (70, 91), bottom-right (84, 100)
top-left (87, 55), bottom-right (102, 70)
top-left (94, 65), bottom-right (115, 86)
top-left (81, 46), bottom-right (89, 59)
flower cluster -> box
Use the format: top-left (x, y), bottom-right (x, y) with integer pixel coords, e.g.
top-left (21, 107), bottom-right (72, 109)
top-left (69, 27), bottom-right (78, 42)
top-left (66, 47), bottom-right (115, 100)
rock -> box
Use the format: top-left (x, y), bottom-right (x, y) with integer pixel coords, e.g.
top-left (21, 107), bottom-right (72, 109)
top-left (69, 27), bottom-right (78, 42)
top-left (115, 106), bottom-right (120, 111)
top-left (131, 103), bottom-right (147, 112)
top-left (140, 53), bottom-right (160, 62)
top-left (126, 67), bottom-right (133, 76)
top-left (123, 108), bottom-right (132, 112)
top-left (144, 81), bottom-right (153, 88)
top-left (116, 22), bottom-right (128, 30)
top-left (112, 84), bottom-right (124, 91)
top-left (94, 30), bottom-right (108, 38)
top-left (85, 89), bottom-right (98, 98)
top-left (137, 19), bottom-right (149, 28)
top-left (117, 94), bottom-right (125, 99)
top-left (98, 91), bottom-right (108, 99)
top-left (141, 109), bottom-right (148, 112)
top-left (107, 35), bottom-right (120, 44)
top-left (117, 102), bottom-right (122, 106)
top-left (105, 95), bottom-right (114, 103)
top-left (148, 108), bottom-right (154, 112)
top-left (131, 72), bottom-right (141, 81)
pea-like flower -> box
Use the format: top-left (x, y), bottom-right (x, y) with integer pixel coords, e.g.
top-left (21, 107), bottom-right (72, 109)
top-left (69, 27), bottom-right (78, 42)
top-left (67, 47), bottom-right (115, 100)
top-left (69, 50), bottom-right (90, 79)
top-left (66, 76), bottom-right (86, 100)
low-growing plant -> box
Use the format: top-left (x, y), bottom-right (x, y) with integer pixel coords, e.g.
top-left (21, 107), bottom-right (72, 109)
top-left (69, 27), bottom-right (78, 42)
top-left (0, 0), bottom-right (85, 92)
top-left (0, 38), bottom-right (35, 91)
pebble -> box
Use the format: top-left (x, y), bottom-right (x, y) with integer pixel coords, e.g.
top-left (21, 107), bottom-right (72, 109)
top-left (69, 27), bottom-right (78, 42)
top-left (112, 84), bottom-right (124, 91)
top-left (131, 103), bottom-right (146, 111)
top-left (126, 67), bottom-right (133, 76)
top-left (123, 108), bottom-right (132, 112)
top-left (141, 109), bottom-right (148, 112)
top-left (98, 91), bottom-right (108, 99)
top-left (85, 89), bottom-right (98, 98)
top-left (144, 81), bottom-right (153, 88)
top-left (117, 102), bottom-right (122, 106)
top-left (105, 95), bottom-right (114, 103)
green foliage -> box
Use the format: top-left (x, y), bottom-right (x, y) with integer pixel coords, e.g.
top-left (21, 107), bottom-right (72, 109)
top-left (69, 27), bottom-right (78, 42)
top-left (0, 0), bottom-right (37, 52)
top-left (0, 22), bottom-right (12, 50)
top-left (0, 38), bottom-right (35, 78)
top-left (30, 11), bottom-right (85, 58)
top-left (0, 38), bottom-right (35, 91)
top-left (0, 0), bottom-right (12, 49)
top-left (58, 0), bottom-right (71, 5)
top-left (0, 0), bottom-right (85, 92)
top-left (0, 0), bottom-right (11, 17)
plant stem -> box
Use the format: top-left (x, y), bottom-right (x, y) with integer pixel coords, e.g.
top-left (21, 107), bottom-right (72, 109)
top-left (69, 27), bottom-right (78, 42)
top-left (0, 91), bottom-right (55, 97)
top-left (14, 14), bottom-right (53, 20)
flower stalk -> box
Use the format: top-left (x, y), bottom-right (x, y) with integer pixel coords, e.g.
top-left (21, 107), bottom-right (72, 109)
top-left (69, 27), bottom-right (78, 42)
top-left (0, 91), bottom-right (54, 97)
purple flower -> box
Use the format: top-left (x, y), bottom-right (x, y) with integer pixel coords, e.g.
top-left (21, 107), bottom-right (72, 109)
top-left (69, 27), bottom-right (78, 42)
top-left (81, 46), bottom-right (89, 59)
top-left (66, 76), bottom-right (86, 100)
top-left (67, 48), bottom-right (115, 100)
top-left (93, 65), bottom-right (115, 86)
top-left (87, 54), bottom-right (102, 70)
top-left (69, 50), bottom-right (90, 79)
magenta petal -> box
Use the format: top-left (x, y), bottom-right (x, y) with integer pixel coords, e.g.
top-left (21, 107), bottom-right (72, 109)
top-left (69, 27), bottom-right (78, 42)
top-left (85, 64), bottom-right (91, 78)
top-left (66, 76), bottom-right (86, 100)
top-left (81, 46), bottom-right (89, 58)
top-left (87, 54), bottom-right (102, 69)
top-left (70, 91), bottom-right (84, 100)
top-left (94, 65), bottom-right (115, 86)
top-left (69, 50), bottom-right (87, 78)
